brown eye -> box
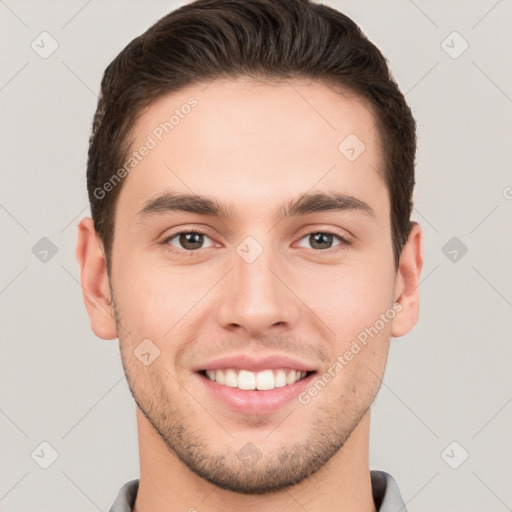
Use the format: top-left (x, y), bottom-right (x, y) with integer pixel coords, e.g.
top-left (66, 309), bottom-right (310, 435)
top-left (297, 232), bottom-right (348, 251)
top-left (166, 232), bottom-right (215, 251)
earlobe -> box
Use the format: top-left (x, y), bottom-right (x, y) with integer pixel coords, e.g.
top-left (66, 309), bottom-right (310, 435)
top-left (76, 218), bottom-right (118, 340)
top-left (391, 222), bottom-right (424, 338)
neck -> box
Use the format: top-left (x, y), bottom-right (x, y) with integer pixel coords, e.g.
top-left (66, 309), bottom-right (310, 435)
top-left (133, 408), bottom-right (376, 512)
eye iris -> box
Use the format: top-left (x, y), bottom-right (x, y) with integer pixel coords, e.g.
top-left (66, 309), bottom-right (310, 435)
top-left (310, 233), bottom-right (333, 250)
top-left (180, 232), bottom-right (203, 250)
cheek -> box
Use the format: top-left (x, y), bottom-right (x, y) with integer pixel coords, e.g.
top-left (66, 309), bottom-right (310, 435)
top-left (112, 253), bottom-right (218, 353)
top-left (314, 264), bottom-right (395, 342)
top-left (322, 296), bottom-right (392, 403)
top-left (112, 253), bottom-right (180, 336)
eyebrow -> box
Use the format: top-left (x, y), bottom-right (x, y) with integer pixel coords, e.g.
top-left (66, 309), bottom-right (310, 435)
top-left (137, 191), bottom-right (374, 221)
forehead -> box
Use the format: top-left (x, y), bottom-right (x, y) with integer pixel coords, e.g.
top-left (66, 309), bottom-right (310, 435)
top-left (117, 78), bottom-right (387, 223)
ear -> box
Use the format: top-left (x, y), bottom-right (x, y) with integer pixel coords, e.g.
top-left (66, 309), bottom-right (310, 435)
top-left (391, 222), bottom-right (424, 337)
top-left (76, 217), bottom-right (118, 340)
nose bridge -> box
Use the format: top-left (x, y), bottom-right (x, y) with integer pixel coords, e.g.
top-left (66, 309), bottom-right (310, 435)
top-left (215, 233), bottom-right (299, 334)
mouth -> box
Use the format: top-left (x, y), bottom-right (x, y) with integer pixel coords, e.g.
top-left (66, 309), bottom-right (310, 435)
top-left (195, 368), bottom-right (318, 415)
top-left (197, 368), bottom-right (316, 391)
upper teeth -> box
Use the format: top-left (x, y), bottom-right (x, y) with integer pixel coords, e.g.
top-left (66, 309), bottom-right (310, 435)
top-left (205, 369), bottom-right (308, 390)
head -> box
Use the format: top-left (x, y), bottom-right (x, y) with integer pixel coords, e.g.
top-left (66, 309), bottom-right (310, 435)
top-left (77, 0), bottom-right (422, 495)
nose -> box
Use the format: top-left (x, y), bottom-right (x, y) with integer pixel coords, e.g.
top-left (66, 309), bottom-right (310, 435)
top-left (215, 240), bottom-right (301, 337)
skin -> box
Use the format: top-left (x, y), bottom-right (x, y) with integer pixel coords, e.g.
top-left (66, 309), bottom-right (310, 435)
top-left (76, 77), bottom-right (423, 512)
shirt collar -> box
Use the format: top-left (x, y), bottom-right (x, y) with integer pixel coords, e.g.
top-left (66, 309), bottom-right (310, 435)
top-left (109, 470), bottom-right (407, 512)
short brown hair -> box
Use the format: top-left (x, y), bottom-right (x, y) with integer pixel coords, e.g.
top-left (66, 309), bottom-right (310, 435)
top-left (87, 0), bottom-right (416, 269)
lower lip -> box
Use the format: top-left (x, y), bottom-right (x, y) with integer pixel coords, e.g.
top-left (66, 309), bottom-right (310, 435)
top-left (195, 372), bottom-right (317, 415)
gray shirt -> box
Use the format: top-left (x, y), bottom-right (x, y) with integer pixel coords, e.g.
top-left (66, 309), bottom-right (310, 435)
top-left (109, 470), bottom-right (407, 511)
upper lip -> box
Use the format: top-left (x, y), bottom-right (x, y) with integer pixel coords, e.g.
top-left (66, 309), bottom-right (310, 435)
top-left (192, 353), bottom-right (318, 373)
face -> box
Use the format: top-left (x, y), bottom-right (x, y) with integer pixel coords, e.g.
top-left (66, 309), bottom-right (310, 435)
top-left (84, 78), bottom-right (419, 494)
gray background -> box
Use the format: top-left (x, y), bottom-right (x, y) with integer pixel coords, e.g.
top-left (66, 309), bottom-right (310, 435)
top-left (1, 0), bottom-right (511, 510)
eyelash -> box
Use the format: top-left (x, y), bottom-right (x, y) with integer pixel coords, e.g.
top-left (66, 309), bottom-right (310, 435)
top-left (162, 229), bottom-right (351, 257)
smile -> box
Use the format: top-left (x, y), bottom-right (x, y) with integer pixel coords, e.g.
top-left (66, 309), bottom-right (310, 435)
top-left (200, 368), bottom-right (313, 390)
top-left (196, 368), bottom-right (317, 415)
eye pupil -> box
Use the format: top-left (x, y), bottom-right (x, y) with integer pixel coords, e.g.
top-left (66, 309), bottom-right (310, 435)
top-left (180, 232), bottom-right (203, 250)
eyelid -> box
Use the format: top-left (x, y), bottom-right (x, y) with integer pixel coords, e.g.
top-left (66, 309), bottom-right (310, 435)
top-left (160, 224), bottom-right (217, 241)
top-left (296, 225), bottom-right (353, 241)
